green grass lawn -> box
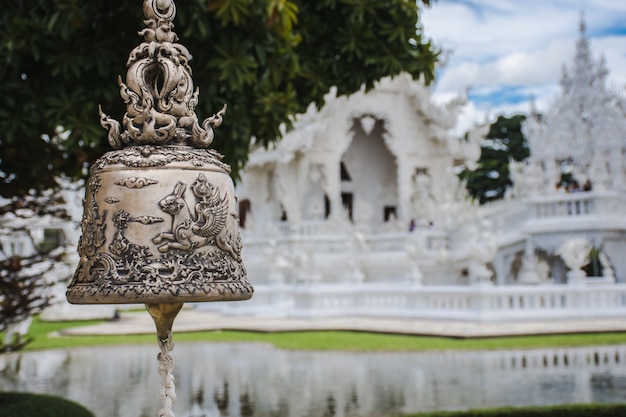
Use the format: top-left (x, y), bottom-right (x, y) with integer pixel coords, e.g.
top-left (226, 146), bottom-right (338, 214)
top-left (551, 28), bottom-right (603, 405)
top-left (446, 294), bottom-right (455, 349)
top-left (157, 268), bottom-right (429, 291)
top-left (23, 315), bottom-right (626, 352)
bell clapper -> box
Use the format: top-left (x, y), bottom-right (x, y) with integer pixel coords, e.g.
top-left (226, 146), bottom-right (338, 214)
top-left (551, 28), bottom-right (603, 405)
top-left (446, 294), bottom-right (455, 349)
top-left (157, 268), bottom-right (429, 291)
top-left (146, 303), bottom-right (184, 417)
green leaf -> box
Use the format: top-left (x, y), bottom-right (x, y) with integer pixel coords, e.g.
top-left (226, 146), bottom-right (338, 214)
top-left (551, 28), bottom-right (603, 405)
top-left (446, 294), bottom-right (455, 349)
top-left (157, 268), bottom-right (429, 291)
top-left (207, 0), bottom-right (251, 26)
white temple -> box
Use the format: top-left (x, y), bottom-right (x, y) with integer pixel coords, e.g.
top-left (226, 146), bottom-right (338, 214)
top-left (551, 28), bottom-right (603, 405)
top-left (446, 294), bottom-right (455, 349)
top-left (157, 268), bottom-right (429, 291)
top-left (236, 72), bottom-right (480, 286)
top-left (6, 19), bottom-right (625, 323)
top-left (198, 19), bottom-right (626, 320)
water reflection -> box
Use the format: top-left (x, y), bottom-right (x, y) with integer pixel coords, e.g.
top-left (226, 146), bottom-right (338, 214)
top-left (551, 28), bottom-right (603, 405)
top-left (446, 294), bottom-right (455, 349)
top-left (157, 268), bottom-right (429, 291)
top-left (1, 343), bottom-right (625, 417)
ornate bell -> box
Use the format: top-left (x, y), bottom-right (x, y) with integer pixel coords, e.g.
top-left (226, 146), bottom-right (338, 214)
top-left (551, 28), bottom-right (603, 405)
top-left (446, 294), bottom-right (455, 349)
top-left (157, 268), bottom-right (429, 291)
top-left (66, 0), bottom-right (253, 307)
top-left (66, 3), bottom-right (252, 415)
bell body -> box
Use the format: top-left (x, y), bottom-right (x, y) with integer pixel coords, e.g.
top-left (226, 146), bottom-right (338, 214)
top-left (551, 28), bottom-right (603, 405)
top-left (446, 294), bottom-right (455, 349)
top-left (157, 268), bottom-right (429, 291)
top-left (67, 145), bottom-right (252, 304)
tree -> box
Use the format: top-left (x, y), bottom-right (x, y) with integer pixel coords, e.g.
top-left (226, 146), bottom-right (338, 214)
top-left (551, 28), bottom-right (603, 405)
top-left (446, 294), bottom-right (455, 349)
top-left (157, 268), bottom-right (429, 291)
top-left (459, 115), bottom-right (530, 204)
top-left (0, 259), bottom-right (51, 352)
top-left (0, 0), bottom-right (438, 198)
top-left (0, 194), bottom-right (73, 351)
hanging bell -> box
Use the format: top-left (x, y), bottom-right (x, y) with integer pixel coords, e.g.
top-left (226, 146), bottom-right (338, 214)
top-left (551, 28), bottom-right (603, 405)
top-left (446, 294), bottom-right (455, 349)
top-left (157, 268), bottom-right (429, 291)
top-left (66, 0), bottom-right (253, 306)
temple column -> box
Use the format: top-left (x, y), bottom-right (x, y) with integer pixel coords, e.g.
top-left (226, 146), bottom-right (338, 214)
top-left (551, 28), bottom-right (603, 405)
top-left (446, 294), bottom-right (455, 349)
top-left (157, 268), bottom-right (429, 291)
top-left (243, 166), bottom-right (271, 236)
top-left (323, 160), bottom-right (343, 221)
top-left (397, 158), bottom-right (413, 224)
top-left (275, 159), bottom-right (303, 230)
top-left (608, 150), bottom-right (624, 190)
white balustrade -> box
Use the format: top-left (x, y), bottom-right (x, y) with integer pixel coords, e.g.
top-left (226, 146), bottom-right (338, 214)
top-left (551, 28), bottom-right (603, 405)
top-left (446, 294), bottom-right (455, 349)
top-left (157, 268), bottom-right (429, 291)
top-left (233, 192), bottom-right (626, 324)
top-left (533, 194), bottom-right (593, 218)
top-left (279, 282), bottom-right (626, 321)
top-left (527, 191), bottom-right (626, 220)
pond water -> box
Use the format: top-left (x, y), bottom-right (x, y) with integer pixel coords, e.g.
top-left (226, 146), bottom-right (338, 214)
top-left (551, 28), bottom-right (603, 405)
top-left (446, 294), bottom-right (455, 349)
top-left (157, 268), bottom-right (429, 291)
top-left (1, 342), bottom-right (625, 417)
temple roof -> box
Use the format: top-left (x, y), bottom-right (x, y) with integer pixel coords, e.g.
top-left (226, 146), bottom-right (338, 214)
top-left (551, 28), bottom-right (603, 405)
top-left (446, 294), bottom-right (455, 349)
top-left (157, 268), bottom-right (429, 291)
top-left (245, 73), bottom-right (465, 168)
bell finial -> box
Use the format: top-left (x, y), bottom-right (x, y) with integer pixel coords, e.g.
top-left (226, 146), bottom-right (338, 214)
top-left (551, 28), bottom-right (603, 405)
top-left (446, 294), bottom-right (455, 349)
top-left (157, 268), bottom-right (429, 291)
top-left (99, 0), bottom-right (226, 150)
top-left (143, 0), bottom-right (177, 29)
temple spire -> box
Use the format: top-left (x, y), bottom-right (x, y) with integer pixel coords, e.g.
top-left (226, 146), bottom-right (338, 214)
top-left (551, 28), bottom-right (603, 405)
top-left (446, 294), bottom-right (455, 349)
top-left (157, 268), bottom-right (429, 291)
top-left (523, 15), bottom-right (626, 193)
top-left (579, 10), bottom-right (585, 35)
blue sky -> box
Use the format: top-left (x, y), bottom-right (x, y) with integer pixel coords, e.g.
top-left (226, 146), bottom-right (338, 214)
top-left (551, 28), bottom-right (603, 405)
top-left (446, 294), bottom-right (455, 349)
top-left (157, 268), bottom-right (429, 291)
top-left (419, 0), bottom-right (626, 134)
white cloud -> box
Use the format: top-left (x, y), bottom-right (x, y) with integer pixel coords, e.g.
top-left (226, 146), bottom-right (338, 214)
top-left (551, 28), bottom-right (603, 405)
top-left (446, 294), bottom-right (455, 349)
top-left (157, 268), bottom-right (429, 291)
top-left (420, 0), bottom-right (626, 133)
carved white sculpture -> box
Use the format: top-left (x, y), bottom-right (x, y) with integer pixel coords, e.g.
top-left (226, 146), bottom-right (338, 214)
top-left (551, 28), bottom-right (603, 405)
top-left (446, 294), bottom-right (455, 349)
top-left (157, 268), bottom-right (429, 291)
top-left (558, 238), bottom-right (591, 271)
top-left (518, 240), bottom-right (541, 285)
top-left (466, 221), bottom-right (497, 286)
top-left (411, 171), bottom-right (434, 223)
top-left (557, 238), bottom-right (591, 285)
top-left (405, 237), bottom-right (424, 286)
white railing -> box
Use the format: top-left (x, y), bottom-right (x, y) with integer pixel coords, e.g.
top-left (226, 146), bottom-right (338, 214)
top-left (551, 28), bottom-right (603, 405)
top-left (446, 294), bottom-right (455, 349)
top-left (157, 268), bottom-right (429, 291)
top-left (269, 282), bottom-right (626, 321)
top-left (527, 191), bottom-right (626, 220)
top-left (530, 193), bottom-right (594, 218)
top-left (244, 229), bottom-right (449, 257)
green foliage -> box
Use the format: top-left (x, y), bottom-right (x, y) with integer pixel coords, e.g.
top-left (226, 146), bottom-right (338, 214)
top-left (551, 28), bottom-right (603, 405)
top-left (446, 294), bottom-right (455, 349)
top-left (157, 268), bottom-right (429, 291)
top-left (0, 0), bottom-right (437, 197)
top-left (0, 392), bottom-right (95, 417)
top-left (583, 246), bottom-right (605, 277)
top-left (404, 403), bottom-right (626, 417)
top-left (459, 115), bottom-right (529, 204)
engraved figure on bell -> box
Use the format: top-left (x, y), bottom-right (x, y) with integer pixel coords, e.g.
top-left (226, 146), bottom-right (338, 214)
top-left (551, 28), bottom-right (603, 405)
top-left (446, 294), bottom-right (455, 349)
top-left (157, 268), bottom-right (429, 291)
top-left (191, 174), bottom-right (240, 261)
top-left (190, 173), bottom-right (228, 237)
top-left (153, 181), bottom-right (201, 252)
top-left (81, 200), bottom-right (107, 259)
top-left (153, 174), bottom-right (238, 260)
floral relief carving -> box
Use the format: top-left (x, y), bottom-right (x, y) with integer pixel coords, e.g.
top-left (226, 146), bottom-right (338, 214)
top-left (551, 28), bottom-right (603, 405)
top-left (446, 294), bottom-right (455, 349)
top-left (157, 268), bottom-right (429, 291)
top-left (91, 146), bottom-right (230, 172)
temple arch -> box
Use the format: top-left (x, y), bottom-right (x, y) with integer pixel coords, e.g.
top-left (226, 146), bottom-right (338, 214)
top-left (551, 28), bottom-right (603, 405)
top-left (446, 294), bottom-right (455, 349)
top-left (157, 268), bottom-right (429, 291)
top-left (339, 114), bottom-right (398, 230)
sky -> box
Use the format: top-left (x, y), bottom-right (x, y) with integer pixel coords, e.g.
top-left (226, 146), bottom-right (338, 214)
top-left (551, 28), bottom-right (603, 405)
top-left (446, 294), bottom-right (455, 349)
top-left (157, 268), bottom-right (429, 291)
top-left (419, 0), bottom-right (626, 135)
